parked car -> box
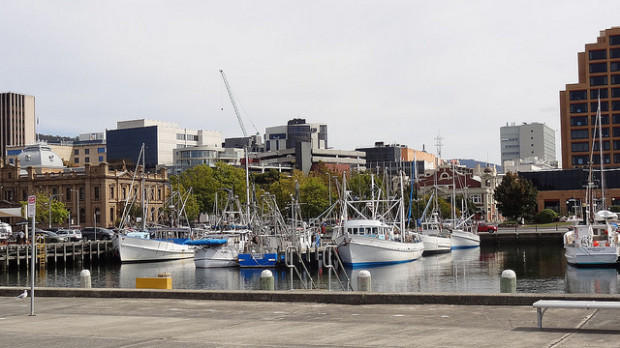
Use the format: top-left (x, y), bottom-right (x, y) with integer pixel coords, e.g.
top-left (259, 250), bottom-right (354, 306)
top-left (477, 222), bottom-right (498, 233)
top-left (55, 228), bottom-right (82, 241)
top-left (81, 227), bottom-right (115, 241)
top-left (35, 229), bottom-right (68, 243)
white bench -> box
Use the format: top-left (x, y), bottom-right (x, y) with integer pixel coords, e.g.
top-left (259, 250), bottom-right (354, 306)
top-left (533, 300), bottom-right (620, 329)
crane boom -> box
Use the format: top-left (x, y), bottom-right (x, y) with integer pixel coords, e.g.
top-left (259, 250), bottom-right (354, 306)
top-left (219, 69), bottom-right (248, 137)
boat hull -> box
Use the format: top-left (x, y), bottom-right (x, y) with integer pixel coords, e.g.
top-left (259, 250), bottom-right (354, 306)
top-left (194, 245), bottom-right (239, 268)
top-left (564, 245), bottom-right (620, 266)
top-left (450, 230), bottom-right (480, 249)
top-left (115, 235), bottom-right (193, 263)
top-left (238, 252), bottom-right (280, 267)
top-left (336, 235), bottom-right (424, 267)
top-left (419, 234), bottom-right (451, 255)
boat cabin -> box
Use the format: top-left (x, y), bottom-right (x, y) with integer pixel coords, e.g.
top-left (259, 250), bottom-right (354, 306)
top-left (344, 219), bottom-right (393, 240)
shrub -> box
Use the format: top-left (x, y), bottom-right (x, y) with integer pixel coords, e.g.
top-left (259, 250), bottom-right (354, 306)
top-left (609, 206), bottom-right (620, 213)
top-left (534, 209), bottom-right (558, 224)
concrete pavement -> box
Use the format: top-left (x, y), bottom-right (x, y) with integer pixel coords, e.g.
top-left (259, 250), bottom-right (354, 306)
top-left (2, 289), bottom-right (620, 347)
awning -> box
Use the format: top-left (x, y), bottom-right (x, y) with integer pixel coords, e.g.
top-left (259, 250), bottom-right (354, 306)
top-left (0, 208), bottom-right (23, 218)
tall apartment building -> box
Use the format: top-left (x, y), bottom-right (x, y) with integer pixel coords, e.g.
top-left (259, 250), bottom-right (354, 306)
top-left (0, 92), bottom-right (36, 163)
top-left (500, 122), bottom-right (556, 167)
top-left (560, 27), bottom-right (620, 169)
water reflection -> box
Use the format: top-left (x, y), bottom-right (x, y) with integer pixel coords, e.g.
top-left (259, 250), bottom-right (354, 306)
top-left (1, 243), bottom-right (618, 294)
top-left (565, 265), bottom-right (619, 294)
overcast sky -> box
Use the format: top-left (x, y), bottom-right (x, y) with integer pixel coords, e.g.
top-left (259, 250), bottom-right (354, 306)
top-left (2, 1), bottom-right (620, 165)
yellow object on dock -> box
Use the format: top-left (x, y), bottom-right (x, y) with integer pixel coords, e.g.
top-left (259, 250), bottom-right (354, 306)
top-left (136, 277), bottom-right (172, 289)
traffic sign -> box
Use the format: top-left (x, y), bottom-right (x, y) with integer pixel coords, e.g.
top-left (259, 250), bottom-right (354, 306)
top-left (27, 195), bottom-right (36, 217)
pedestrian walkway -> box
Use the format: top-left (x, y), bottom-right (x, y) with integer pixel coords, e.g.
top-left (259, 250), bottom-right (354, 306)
top-left (2, 294), bottom-right (620, 347)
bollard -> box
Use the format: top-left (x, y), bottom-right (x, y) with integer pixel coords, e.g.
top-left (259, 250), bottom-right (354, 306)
top-left (260, 270), bottom-right (274, 290)
top-left (80, 270), bottom-right (91, 288)
top-left (357, 270), bottom-right (371, 292)
top-left (500, 269), bottom-right (517, 293)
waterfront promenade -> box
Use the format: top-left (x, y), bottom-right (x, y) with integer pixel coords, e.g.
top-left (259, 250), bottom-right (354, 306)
top-left (2, 288), bottom-right (620, 347)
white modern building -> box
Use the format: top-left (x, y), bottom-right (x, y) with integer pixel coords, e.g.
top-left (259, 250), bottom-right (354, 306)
top-left (106, 119), bottom-right (222, 169)
top-left (500, 122), bottom-right (556, 170)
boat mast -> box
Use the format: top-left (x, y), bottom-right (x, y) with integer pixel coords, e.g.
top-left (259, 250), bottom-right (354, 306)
top-left (141, 144), bottom-right (146, 231)
top-left (597, 93), bottom-right (606, 210)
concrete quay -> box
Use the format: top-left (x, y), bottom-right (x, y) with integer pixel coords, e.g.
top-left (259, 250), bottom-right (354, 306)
top-left (2, 287), bottom-right (620, 347)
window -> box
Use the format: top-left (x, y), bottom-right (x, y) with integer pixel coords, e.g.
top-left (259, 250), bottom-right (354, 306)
top-left (591, 89), bottom-right (608, 99)
top-left (613, 101), bottom-right (620, 111)
top-left (613, 88), bottom-right (620, 98)
top-left (615, 140), bottom-right (620, 150)
top-left (570, 116), bottom-right (588, 126)
top-left (612, 62), bottom-right (620, 72)
top-left (591, 102), bottom-right (609, 112)
top-left (590, 76), bottom-right (608, 86)
top-left (593, 140), bottom-right (610, 151)
top-left (75, 158), bottom-right (79, 163)
top-left (84, 149), bottom-right (90, 155)
top-left (612, 75), bottom-right (620, 85)
top-left (571, 129), bottom-right (589, 139)
top-left (611, 48), bottom-right (620, 58)
top-left (84, 157), bottom-right (90, 163)
top-left (571, 143), bottom-right (588, 152)
top-left (590, 63), bottom-right (607, 73)
top-left (572, 155), bottom-right (589, 165)
top-left (593, 154), bottom-right (611, 164)
top-left (74, 149), bottom-right (79, 155)
top-left (594, 127), bottom-right (610, 138)
top-left (589, 49), bottom-right (607, 60)
top-left (591, 114), bottom-right (609, 124)
top-left (99, 156), bottom-right (104, 162)
top-left (97, 147), bottom-right (105, 153)
top-left (570, 103), bottom-right (587, 113)
top-left (94, 186), bottom-right (100, 199)
top-left (176, 134), bottom-right (185, 140)
top-left (614, 114), bottom-right (620, 124)
top-left (569, 90), bottom-right (587, 100)
top-left (614, 127), bottom-right (620, 137)
top-left (610, 35), bottom-right (620, 45)
top-left (110, 186), bottom-right (115, 199)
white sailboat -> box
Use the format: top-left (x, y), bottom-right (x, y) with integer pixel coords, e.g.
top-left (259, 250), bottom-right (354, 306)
top-left (334, 172), bottom-right (424, 267)
top-left (114, 144), bottom-right (194, 263)
top-left (448, 165), bottom-right (480, 250)
top-left (563, 95), bottom-right (620, 267)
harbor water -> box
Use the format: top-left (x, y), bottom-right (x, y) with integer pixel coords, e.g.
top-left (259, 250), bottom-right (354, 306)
top-left (1, 242), bottom-right (619, 294)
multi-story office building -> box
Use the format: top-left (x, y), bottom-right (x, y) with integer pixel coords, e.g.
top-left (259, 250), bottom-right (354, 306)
top-left (0, 92), bottom-right (36, 164)
top-left (106, 119), bottom-right (221, 170)
top-left (264, 118), bottom-right (327, 151)
top-left (500, 122), bottom-right (556, 168)
top-left (356, 142), bottom-right (438, 177)
top-left (560, 27), bottom-right (620, 169)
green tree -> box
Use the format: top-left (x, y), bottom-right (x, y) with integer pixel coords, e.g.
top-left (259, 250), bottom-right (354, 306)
top-left (300, 176), bottom-right (329, 219)
top-left (20, 192), bottom-right (69, 227)
top-left (493, 172), bottom-right (538, 221)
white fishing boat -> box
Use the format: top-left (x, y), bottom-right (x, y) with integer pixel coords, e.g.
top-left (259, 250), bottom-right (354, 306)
top-left (333, 172), bottom-right (424, 267)
top-left (336, 219), bottom-right (424, 266)
top-left (189, 230), bottom-right (250, 268)
top-left (564, 210), bottom-right (620, 266)
top-left (114, 230), bottom-right (193, 262)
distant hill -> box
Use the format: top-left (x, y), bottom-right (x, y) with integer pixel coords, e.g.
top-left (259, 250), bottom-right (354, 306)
top-left (457, 159), bottom-right (502, 172)
top-left (37, 134), bottom-right (78, 143)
